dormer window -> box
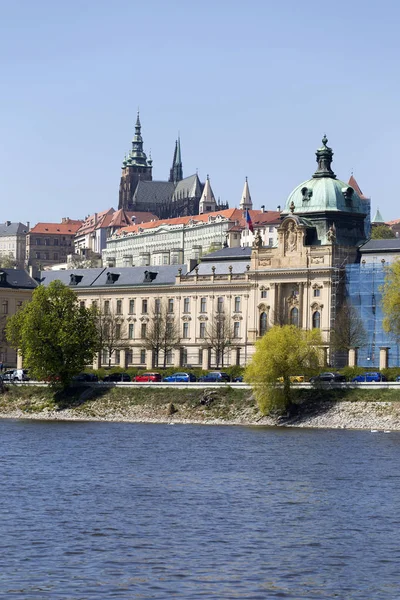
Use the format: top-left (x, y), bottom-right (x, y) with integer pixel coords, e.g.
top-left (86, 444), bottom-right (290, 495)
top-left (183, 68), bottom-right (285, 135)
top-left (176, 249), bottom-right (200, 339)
top-left (69, 274), bottom-right (83, 286)
top-left (301, 187), bottom-right (313, 202)
top-left (342, 186), bottom-right (354, 206)
top-left (106, 272), bottom-right (120, 284)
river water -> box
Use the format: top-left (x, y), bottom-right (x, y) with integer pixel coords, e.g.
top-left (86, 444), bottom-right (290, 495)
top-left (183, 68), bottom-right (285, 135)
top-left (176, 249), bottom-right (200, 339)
top-left (0, 420), bottom-right (399, 599)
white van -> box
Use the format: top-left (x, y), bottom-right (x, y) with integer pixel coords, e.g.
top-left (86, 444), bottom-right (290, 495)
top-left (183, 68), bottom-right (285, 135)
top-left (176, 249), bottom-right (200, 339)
top-left (13, 369), bottom-right (29, 382)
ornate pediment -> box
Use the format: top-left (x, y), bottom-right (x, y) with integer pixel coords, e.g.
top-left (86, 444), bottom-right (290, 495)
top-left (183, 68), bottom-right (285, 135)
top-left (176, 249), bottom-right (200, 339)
top-left (311, 302), bottom-right (323, 310)
top-left (181, 315), bottom-right (192, 322)
top-left (232, 314), bottom-right (243, 321)
top-left (198, 315), bottom-right (208, 321)
top-left (139, 316), bottom-right (149, 322)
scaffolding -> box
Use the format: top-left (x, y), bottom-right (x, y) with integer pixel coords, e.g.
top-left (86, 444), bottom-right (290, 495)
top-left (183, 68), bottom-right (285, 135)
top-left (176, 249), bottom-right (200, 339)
top-left (346, 261), bottom-right (400, 367)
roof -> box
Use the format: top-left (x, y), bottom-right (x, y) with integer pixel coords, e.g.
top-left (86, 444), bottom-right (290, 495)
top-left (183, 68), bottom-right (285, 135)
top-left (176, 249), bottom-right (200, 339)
top-left (359, 239), bottom-right (400, 252)
top-left (0, 222), bottom-right (29, 236)
top-left (192, 260), bottom-right (250, 276)
top-left (372, 208), bottom-right (385, 224)
top-left (114, 208), bottom-right (280, 237)
top-left (173, 174), bottom-right (203, 200)
top-left (76, 208), bottom-right (115, 235)
top-left (39, 265), bottom-right (188, 288)
top-left (201, 246), bottom-right (252, 261)
top-left (30, 219), bottom-right (83, 235)
top-left (0, 269), bottom-right (37, 289)
top-left (284, 177), bottom-right (366, 215)
top-left (386, 218), bottom-right (400, 226)
top-left (132, 180), bottom-right (176, 206)
top-left (348, 175), bottom-right (369, 200)
top-left (108, 209), bottom-right (157, 228)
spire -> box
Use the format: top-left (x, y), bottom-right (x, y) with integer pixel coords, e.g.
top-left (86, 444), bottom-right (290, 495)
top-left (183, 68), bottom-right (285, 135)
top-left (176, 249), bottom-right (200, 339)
top-left (372, 208), bottom-right (384, 224)
top-left (313, 135), bottom-right (336, 179)
top-left (199, 175), bottom-right (216, 214)
top-left (239, 176), bottom-right (252, 211)
top-left (127, 111), bottom-right (149, 167)
top-left (169, 136), bottom-right (183, 183)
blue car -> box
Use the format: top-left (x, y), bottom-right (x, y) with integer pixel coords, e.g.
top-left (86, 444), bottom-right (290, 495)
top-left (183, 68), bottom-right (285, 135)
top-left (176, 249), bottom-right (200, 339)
top-left (199, 372), bottom-right (230, 383)
top-left (352, 372), bottom-right (387, 382)
top-left (163, 372), bottom-right (197, 382)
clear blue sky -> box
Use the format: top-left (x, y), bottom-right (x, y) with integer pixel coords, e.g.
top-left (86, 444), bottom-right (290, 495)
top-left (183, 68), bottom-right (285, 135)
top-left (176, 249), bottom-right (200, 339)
top-left (1, 0), bottom-right (399, 224)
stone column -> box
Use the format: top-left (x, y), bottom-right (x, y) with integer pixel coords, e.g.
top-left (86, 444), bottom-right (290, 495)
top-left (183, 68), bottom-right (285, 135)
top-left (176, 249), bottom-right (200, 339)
top-left (379, 347), bottom-right (390, 370)
top-left (348, 348), bottom-right (358, 367)
top-left (202, 348), bottom-right (209, 370)
top-left (298, 282), bottom-right (304, 328)
top-left (119, 349), bottom-right (126, 369)
top-left (174, 349), bottom-right (181, 367)
top-left (17, 350), bottom-right (23, 369)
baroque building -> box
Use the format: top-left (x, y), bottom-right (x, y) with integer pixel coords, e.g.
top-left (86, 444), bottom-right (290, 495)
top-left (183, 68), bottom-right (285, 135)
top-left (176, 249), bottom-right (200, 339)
top-left (118, 113), bottom-right (228, 218)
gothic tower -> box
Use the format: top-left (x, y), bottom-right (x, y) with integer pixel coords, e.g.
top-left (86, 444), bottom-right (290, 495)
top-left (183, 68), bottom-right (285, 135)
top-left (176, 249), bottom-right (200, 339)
top-left (169, 137), bottom-right (183, 183)
top-left (118, 112), bottom-right (153, 210)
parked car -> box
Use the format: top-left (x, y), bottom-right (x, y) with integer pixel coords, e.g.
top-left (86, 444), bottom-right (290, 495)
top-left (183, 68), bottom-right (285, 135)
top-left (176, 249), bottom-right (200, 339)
top-left (134, 372), bottom-right (162, 382)
top-left (2, 370), bottom-right (17, 382)
top-left (309, 372), bottom-right (346, 383)
top-left (199, 371), bottom-right (231, 383)
top-left (232, 375), bottom-right (244, 382)
top-left (72, 373), bottom-right (99, 382)
top-left (13, 369), bottom-right (30, 382)
top-left (352, 372), bottom-right (387, 382)
top-left (103, 373), bottom-right (131, 382)
top-left (163, 372), bottom-right (197, 382)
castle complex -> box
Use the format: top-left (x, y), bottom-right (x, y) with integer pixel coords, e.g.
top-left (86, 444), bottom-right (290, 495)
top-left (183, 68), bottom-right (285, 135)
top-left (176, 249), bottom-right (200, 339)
top-left (118, 113), bottom-right (228, 218)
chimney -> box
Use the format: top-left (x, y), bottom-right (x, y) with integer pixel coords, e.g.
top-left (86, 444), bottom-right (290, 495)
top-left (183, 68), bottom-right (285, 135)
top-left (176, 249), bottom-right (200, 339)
top-left (260, 205), bottom-right (265, 213)
top-left (26, 221), bottom-right (30, 230)
top-left (187, 258), bottom-right (198, 272)
top-left (277, 205), bottom-right (281, 212)
top-left (5, 221), bottom-right (11, 227)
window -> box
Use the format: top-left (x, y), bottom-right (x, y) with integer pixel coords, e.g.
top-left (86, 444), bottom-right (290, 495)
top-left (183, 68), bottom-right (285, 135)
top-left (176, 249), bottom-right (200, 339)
top-left (200, 297), bottom-right (206, 312)
top-left (312, 311), bottom-right (321, 329)
top-left (17, 301), bottom-right (23, 310)
top-left (116, 300), bottom-right (122, 314)
top-left (155, 298), bottom-right (161, 314)
top-left (183, 323), bottom-right (189, 338)
top-left (168, 299), bottom-right (174, 313)
top-left (53, 252), bottom-right (58, 260)
top-left (2, 301), bottom-right (8, 315)
top-left (35, 239), bottom-right (41, 246)
top-left (183, 297), bottom-right (190, 313)
top-left (141, 323), bottom-right (147, 338)
top-left (290, 307), bottom-right (299, 327)
top-left (102, 349), bottom-right (108, 364)
top-left (128, 324), bottom-right (134, 339)
top-left (261, 289), bottom-right (267, 299)
top-left (80, 301), bottom-right (85, 308)
top-left (129, 299), bottom-right (135, 314)
top-left (268, 238), bottom-right (273, 246)
top-left (166, 349), bottom-right (172, 365)
top-left (104, 300), bottom-right (110, 315)
top-left (140, 349), bottom-right (146, 364)
top-left (54, 238), bottom-right (59, 246)
top-left (259, 312), bottom-right (267, 336)
top-left (233, 322), bottom-right (240, 338)
top-left (115, 350), bottom-right (120, 364)
top-left (142, 299), bottom-right (148, 314)
top-left (313, 288), bottom-right (321, 297)
top-left (44, 252), bottom-right (49, 260)
top-left (199, 322), bottom-right (206, 338)
top-left (198, 348), bottom-right (203, 365)
top-left (44, 238), bottom-right (50, 246)
top-left (116, 324), bottom-right (121, 339)
top-left (163, 255), bottom-right (169, 265)
top-left (217, 297), bottom-right (224, 313)
top-left (35, 252), bottom-right (40, 259)
top-left (180, 347), bottom-right (188, 365)
top-left (92, 300), bottom-right (98, 309)
top-left (234, 297), bottom-right (241, 312)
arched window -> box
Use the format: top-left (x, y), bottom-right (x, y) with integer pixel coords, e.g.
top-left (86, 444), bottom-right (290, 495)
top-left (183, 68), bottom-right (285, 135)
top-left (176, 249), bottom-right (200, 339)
top-left (312, 311), bottom-right (321, 329)
top-left (259, 312), bottom-right (268, 336)
top-left (290, 307), bottom-right (299, 327)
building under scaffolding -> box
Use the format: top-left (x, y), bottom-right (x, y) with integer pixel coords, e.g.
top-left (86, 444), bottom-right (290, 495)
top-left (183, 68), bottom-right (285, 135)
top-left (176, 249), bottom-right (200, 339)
top-left (346, 261), bottom-right (400, 368)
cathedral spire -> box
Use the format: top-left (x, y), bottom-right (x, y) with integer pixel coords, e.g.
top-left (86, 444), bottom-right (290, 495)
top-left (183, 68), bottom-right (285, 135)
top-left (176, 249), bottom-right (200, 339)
top-left (199, 175), bottom-right (216, 214)
top-left (239, 176), bottom-right (252, 211)
top-left (128, 111), bottom-right (148, 167)
top-left (169, 136), bottom-right (183, 183)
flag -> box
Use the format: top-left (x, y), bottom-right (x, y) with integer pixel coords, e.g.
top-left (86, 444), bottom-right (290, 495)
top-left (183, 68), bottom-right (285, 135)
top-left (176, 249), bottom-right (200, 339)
top-left (246, 209), bottom-right (254, 233)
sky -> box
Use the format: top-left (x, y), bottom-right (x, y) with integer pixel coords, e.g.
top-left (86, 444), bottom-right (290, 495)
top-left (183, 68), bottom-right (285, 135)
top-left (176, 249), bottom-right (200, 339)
top-left (1, 0), bottom-right (400, 225)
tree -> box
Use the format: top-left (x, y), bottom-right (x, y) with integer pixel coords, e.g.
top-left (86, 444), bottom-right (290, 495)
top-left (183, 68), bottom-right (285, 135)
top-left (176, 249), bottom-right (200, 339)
top-left (68, 249), bottom-right (102, 269)
top-left (330, 303), bottom-right (367, 353)
top-left (382, 260), bottom-right (400, 337)
top-left (6, 280), bottom-right (99, 387)
top-left (371, 225), bottom-right (396, 239)
top-left (205, 307), bottom-right (233, 368)
top-left (245, 325), bottom-right (322, 415)
top-left (144, 301), bottom-right (180, 367)
top-left (0, 254), bottom-right (18, 268)
top-left (94, 307), bottom-right (127, 368)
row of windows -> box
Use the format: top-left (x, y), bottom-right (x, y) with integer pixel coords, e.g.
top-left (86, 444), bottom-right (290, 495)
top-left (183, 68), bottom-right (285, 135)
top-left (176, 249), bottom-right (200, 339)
top-left (258, 309), bottom-right (321, 335)
top-left (35, 252), bottom-right (60, 260)
top-left (97, 320), bottom-right (242, 341)
top-left (260, 288), bottom-right (321, 299)
top-left (96, 296), bottom-right (243, 315)
top-left (34, 237), bottom-right (72, 246)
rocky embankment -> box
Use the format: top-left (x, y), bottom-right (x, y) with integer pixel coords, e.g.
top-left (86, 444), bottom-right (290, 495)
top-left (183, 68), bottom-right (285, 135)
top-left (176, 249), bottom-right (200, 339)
top-left (0, 385), bottom-right (400, 430)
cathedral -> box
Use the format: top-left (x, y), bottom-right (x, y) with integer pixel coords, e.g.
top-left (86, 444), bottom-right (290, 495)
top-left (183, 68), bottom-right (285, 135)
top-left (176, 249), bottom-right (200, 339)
top-left (118, 113), bottom-right (228, 219)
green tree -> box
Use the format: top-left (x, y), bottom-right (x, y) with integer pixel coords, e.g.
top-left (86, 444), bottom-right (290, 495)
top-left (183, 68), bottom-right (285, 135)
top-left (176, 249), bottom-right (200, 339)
top-left (245, 325), bottom-right (322, 415)
top-left (382, 260), bottom-right (400, 337)
top-left (6, 280), bottom-right (99, 387)
top-left (371, 225), bottom-right (395, 239)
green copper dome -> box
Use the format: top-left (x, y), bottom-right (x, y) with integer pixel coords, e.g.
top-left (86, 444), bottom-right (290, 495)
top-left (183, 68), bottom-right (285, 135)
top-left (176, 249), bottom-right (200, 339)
top-left (283, 136), bottom-right (365, 215)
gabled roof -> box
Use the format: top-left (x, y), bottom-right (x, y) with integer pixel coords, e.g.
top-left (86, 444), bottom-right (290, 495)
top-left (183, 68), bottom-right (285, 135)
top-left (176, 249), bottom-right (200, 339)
top-left (173, 174), bottom-right (203, 200)
top-left (132, 180), bottom-right (176, 205)
top-left (76, 208), bottom-right (115, 236)
top-left (30, 219), bottom-right (83, 235)
top-left (108, 209), bottom-right (157, 228)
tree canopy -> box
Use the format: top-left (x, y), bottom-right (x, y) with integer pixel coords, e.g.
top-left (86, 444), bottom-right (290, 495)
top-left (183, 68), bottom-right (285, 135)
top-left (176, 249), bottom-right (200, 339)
top-left (371, 225), bottom-right (396, 239)
top-left (245, 325), bottom-right (322, 415)
top-left (6, 280), bottom-right (99, 387)
top-left (382, 260), bottom-right (400, 338)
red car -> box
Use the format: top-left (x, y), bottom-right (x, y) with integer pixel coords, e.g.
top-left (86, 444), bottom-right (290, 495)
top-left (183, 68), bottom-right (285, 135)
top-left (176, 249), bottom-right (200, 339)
top-left (134, 372), bottom-right (162, 382)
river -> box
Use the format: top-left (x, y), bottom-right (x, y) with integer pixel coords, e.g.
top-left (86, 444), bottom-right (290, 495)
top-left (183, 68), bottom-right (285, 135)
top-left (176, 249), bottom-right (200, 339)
top-left (0, 420), bottom-right (399, 599)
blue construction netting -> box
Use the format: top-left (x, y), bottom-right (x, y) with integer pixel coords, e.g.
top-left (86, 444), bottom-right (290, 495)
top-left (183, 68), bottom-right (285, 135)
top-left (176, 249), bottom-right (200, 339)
top-left (345, 262), bottom-right (400, 367)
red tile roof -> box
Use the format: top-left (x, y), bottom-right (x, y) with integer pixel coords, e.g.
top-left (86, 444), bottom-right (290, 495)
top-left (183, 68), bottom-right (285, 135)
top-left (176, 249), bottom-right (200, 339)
top-left (115, 208), bottom-right (281, 236)
top-left (348, 175), bottom-right (369, 200)
top-left (30, 219), bottom-right (83, 235)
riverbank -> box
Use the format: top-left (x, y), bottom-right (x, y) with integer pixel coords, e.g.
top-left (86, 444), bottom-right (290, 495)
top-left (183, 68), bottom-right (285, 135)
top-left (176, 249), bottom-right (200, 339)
top-left (1, 385), bottom-right (400, 430)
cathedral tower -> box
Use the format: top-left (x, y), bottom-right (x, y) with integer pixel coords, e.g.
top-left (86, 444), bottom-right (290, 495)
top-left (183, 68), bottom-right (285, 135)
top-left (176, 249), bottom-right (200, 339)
top-left (118, 112), bottom-right (153, 210)
top-left (169, 137), bottom-right (183, 183)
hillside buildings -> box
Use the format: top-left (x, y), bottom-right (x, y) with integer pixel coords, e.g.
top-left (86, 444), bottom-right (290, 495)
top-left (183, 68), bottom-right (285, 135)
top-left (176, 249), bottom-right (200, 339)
top-left (0, 222), bottom-right (29, 268)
